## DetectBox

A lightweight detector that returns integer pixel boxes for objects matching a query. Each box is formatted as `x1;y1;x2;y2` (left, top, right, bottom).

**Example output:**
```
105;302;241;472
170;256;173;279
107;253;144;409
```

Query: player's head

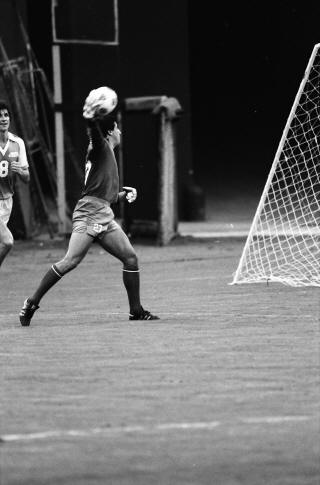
0;100;10;131
99;113;121;147
0;100;11;117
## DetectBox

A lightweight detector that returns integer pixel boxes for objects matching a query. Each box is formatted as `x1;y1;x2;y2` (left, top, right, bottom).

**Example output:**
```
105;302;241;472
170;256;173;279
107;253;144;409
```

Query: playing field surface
1;236;319;485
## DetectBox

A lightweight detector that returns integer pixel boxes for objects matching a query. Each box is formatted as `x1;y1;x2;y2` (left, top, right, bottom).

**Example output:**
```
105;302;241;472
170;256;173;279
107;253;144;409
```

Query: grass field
1;236;319;485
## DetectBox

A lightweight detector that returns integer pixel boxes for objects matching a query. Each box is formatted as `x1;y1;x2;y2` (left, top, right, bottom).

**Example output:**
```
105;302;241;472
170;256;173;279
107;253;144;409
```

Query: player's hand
83;100;103;120
122;186;137;203
10;161;23;174
11;162;30;183
83;90;105;120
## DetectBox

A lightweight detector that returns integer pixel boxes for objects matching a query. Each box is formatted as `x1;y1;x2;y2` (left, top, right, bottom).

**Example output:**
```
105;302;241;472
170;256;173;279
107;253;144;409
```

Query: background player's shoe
19;299;39;326
129;308;160;321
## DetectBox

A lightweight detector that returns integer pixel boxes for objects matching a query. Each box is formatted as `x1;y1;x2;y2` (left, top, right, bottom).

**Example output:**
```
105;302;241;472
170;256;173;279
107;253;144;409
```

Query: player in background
0;100;30;269
19;90;159;326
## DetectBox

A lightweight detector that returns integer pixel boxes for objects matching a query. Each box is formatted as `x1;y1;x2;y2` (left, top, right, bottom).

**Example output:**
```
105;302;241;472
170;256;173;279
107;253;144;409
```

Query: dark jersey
81;120;119;203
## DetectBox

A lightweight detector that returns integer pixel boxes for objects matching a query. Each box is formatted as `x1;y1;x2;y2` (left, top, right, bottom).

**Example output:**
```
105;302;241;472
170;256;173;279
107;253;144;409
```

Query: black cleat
19;299;39;327
129;308;160;321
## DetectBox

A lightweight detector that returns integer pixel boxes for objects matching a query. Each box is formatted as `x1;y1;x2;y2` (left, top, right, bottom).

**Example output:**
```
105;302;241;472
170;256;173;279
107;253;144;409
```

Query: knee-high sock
122;269;142;314
30;264;62;305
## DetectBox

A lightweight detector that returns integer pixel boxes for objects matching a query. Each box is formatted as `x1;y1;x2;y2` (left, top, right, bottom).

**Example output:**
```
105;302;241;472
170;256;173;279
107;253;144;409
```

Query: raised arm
85;119;105;149
83;87;118;149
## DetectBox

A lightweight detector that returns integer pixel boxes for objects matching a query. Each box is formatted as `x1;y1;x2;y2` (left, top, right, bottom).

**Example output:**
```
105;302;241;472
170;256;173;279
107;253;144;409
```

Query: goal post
232;43;320;287
121;96;181;245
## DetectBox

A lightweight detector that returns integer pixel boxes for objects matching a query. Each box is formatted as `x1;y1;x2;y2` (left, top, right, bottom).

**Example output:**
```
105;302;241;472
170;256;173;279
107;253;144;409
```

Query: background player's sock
29;264;62;305
122;268;142;314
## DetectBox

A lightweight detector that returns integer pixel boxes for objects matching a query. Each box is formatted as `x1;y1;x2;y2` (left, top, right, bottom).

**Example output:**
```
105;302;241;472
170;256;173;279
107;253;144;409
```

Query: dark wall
0;0;27;58
26;0;193;218
189;1;320;197
6;1;320;224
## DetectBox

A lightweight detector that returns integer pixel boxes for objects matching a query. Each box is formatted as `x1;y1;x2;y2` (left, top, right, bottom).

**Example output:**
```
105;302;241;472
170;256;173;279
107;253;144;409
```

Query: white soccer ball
91;86;118;116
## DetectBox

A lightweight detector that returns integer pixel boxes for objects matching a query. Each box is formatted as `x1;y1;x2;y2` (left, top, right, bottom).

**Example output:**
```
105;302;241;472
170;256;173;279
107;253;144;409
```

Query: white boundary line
179;231;249;238
0;416;314;443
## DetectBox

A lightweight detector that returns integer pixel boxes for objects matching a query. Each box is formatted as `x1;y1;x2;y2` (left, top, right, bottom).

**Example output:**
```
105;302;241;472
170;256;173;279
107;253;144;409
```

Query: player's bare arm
10;162;30;183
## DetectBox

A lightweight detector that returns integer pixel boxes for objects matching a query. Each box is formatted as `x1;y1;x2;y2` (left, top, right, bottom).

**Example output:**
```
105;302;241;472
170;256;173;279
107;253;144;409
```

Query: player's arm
11;137;30;183
82;87;118;152
11;162;30;183
82;90;109;148
83;92;106;149
85;119;105;150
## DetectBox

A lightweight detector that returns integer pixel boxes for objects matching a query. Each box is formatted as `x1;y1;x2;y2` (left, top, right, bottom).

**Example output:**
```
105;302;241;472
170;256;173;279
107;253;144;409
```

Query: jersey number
0;160;9;178
84;161;92;185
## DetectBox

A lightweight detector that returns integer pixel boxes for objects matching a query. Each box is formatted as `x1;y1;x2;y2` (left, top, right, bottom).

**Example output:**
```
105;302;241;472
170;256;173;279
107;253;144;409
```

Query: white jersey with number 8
0;132;28;200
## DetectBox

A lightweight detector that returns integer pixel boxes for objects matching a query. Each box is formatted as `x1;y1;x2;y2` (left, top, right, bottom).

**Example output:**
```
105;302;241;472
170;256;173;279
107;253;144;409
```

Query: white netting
232;44;320;287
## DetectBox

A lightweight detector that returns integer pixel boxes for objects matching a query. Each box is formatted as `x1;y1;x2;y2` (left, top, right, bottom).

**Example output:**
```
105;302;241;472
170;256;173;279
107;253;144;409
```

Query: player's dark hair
0;99;11;117
98;112;118;137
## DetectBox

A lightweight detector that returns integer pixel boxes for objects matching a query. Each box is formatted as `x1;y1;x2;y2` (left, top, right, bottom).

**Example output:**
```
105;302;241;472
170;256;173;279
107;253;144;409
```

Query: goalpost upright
51;0;119;235
232;43;320;286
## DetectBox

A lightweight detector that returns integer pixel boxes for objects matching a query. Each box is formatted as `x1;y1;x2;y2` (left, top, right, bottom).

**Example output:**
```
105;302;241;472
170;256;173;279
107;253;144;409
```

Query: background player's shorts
0;197;13;225
72;196;121;238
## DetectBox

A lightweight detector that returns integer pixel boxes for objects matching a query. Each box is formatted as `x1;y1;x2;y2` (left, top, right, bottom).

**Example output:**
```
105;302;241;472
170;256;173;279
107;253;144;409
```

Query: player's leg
0;198;14;267
31;231;94;303
19;232;94;326
97;224;159;320
54;231;94;275
98;226;141;313
0;219;13;267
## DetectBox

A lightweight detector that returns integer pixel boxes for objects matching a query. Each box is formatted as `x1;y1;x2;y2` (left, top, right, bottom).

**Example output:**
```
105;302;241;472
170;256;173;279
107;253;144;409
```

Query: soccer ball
91;86;118;116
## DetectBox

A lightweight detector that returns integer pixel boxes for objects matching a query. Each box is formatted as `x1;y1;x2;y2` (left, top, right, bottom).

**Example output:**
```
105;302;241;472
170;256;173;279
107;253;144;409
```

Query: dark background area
2;1;320;224
25;0;193;221
188;1;320;218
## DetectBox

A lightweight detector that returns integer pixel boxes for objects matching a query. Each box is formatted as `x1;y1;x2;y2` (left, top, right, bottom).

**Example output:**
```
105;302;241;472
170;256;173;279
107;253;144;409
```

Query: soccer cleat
19;299;39;327
129;307;160;321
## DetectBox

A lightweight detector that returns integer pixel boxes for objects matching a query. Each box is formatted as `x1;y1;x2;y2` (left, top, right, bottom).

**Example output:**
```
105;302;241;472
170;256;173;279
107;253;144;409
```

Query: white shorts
0;197;13;225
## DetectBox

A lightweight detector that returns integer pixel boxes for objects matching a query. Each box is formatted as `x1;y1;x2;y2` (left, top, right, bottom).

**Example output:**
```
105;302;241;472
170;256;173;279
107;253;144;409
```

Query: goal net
232;43;320;287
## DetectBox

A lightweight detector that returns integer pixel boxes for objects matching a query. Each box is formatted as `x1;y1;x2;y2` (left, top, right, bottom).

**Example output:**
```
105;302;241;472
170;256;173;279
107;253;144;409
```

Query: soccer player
19;90;159;326
0;100;30;269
